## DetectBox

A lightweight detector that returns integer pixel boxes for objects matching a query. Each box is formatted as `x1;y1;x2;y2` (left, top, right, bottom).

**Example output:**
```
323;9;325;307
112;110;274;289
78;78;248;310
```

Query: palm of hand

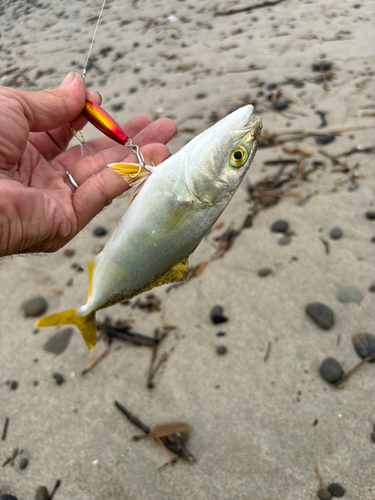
0;79;176;257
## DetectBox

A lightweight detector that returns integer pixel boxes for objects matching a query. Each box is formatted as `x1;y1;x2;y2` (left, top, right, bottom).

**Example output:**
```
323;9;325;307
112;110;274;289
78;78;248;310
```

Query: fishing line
82;0;107;81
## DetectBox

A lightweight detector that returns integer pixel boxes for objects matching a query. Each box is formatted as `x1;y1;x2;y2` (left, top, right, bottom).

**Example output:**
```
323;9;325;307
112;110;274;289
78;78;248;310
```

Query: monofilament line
82;0;107;81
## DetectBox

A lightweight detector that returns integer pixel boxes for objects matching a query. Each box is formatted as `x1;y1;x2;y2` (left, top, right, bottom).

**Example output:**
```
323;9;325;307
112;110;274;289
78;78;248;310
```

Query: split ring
66;170;79;190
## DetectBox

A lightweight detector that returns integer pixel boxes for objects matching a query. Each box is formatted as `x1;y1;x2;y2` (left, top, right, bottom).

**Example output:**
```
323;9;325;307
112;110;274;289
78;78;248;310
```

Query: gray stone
22;296;48;317
319;357;343;383
327;483;345;497
315;134;335;145
271;220;289;233
336;286;363;304
365;210;375;220
305;302;334;330
278;235;291;246
317;488;332;500
35;487;49;500
19;458;28;470
329;227;343;239
352;333;375;361
44;328;74;355
257;268;272;277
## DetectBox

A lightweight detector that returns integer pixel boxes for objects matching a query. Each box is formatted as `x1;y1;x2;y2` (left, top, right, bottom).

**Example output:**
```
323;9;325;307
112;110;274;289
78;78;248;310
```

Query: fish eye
229;146;248;168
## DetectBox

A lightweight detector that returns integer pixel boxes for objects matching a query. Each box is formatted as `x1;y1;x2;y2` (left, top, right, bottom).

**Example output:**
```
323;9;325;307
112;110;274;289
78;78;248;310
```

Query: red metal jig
83;100;128;145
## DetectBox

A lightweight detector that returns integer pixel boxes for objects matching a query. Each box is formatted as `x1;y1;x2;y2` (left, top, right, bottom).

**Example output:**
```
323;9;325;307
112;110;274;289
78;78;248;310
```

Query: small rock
319;357;343;383
266;82;277;90
19;458;28;470
35;487;49;500
52;373;65;385
0;496;19;500
44;328;74;355
336;286;363;304
196;93;207;99
216;331;226;337
365;210;375;220
368;284;375;293
216;345;227;355
305;302;334;330
63;248;75;257
315;75;324;84
327;483;345;497
274;99;288;111
22;296;48;317
315;135;335;145
66;278;74;287
278;235;291;246
347;183;359;192
111;103;124;112
371;236;375;243
329;227;343;239
210;305;228;324
271;219;289;233
317;488;332;500
352;333;375;361
319;59;332;70
257;267;272;277
93;226;108;237
10;381;18;390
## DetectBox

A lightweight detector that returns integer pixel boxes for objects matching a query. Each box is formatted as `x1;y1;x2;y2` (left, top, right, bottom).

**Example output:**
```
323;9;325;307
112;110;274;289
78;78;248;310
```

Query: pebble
10;380;18;390
35;487;49;500
312;60;332;71
315;134;335;145
93;226;108;237
327;483;345;497
52;373;65;385
270;219;289;233
369;284;375;293
210;305;228;324
44;328;74;355
259;196;280;207
63;248;75;257
371;236;375;243
305;302;334;330
19;458;28;470
274;99;288;111
352;333;375;360
216;345;227;355
111;103;124;112
216;331;226;337
347;183;359;192
266;82;277;90
319;357;343;383
315;75;324;84
336;286;363;304
317;488;332;500
66;278;74;287
329;227;343;239
22;296;48;317
196;92;207;99
0;496;18;500
257;267;272;277
278;235;291;246
365;210;375;220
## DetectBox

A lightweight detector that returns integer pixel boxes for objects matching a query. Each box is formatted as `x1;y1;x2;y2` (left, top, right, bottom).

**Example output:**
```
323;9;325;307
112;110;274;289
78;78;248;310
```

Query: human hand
0;72;176;257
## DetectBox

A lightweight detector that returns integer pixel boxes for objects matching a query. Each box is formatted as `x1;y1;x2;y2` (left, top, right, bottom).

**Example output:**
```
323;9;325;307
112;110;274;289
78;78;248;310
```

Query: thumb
17;72;87;133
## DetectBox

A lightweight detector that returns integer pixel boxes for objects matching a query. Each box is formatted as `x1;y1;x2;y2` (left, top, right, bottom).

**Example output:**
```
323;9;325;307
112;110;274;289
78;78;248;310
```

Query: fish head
185;105;262;206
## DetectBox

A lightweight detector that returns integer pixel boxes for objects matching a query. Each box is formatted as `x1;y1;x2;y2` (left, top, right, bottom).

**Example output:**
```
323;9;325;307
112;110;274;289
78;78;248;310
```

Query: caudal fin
36;309;97;351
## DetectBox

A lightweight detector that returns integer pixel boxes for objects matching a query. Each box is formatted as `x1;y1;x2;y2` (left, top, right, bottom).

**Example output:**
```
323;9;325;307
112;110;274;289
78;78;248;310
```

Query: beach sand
0;0;375;498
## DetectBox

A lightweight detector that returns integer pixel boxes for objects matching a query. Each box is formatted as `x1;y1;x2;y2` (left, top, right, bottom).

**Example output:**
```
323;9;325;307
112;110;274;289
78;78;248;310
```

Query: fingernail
61;72;76;87
96;92;103;105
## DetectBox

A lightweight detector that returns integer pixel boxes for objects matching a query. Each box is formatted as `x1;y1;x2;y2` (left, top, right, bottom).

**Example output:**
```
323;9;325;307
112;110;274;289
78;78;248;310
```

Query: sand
0;0;375;499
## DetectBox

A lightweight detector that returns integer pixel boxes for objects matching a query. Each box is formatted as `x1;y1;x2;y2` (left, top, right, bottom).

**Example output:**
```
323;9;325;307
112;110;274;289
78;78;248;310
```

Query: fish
37;105;262;351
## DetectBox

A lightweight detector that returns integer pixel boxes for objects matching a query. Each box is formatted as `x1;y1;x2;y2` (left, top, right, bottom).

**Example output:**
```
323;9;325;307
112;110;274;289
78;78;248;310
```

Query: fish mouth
229;106;262;142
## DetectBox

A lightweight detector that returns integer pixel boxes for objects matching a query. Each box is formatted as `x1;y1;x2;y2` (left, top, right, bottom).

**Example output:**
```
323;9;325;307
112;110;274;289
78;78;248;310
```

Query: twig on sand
315;467;325;489
114;401;195;464
264;341;272;362
319;237;330;255
334;352;375;388
2;448;18;467
49;479;61;500
81;348;110;375
2;417;9;441
215;0;287;16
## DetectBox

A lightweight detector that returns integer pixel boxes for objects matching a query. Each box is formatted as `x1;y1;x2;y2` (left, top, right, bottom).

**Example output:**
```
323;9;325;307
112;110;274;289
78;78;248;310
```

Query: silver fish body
37;105;262;350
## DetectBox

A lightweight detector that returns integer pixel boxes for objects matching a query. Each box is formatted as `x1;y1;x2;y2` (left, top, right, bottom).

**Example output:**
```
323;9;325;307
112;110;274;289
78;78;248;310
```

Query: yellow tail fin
36;309;97;351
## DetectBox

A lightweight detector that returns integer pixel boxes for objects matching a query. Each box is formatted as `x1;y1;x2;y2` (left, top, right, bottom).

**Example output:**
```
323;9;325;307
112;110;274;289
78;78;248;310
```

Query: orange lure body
83;100;128;145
